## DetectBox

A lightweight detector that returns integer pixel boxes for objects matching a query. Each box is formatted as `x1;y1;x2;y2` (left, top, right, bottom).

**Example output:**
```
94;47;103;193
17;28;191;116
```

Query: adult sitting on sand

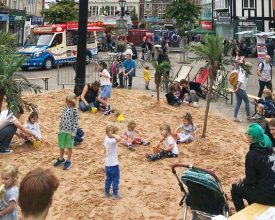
265;118;275;146
231;123;275;212
79;81;101;111
0;107;37;154
19;168;59;220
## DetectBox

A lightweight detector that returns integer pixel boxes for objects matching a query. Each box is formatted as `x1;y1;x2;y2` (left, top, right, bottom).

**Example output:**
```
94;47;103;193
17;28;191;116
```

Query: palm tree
152;61;171;101
190;35;232;138
0;51;42;113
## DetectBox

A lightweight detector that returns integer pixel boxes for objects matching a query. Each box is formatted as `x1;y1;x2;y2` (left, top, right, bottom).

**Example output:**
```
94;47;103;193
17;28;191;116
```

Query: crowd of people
2;34;275;219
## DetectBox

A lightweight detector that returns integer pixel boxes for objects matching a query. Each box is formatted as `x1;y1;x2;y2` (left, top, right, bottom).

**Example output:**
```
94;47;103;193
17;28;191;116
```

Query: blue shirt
123;59;136;76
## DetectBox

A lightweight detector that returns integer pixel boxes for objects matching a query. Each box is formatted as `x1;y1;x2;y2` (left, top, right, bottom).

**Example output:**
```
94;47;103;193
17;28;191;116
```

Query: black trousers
258;80;273;97
148;150;178;161
0;124;17;151
119;72;133;87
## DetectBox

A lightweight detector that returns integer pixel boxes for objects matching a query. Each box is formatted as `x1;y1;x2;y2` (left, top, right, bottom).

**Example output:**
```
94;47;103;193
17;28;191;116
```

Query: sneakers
141;141;150;146
176;139;181;144
54;158;65;167
0;149;14;154
128;145;135;151
63;160;72;170
112;194;123;200
233;118;242;123
192;102;199;108
104;192;111;198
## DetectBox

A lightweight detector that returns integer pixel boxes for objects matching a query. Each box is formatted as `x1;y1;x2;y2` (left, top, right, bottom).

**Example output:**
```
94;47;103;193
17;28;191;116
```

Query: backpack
229;70;239;87
259;61;272;73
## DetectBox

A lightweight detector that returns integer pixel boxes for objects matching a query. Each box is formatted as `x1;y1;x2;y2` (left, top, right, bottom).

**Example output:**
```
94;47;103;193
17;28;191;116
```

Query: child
146;124;179;161
165;84;182;106
0;165;19;220
54;93;79;170
174;112;197;144
98;61;112;116
24;111;42;141
143;65;151;90
254;89;275;119
122;120;150;151
111;58;119;88
104;124;122;199
173;82;181;98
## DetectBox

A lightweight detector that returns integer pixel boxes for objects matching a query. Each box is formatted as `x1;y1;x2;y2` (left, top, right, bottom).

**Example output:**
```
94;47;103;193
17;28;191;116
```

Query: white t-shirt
24;122;42;139
0;110;17;130
104;137;119;167
124;128;134;138
100;69;111;86
163;136;179;155
238;68;248;91
259;61;272;82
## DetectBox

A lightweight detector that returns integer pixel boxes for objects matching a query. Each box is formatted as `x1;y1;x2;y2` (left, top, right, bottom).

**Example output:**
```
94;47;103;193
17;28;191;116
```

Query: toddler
165;84;182;106
0;165;19;220
104;124;122;199
174;112;197;144
254;89;275;119
24;111;42;141
98;61;112;116
143;65;151;90
54;93;79;170
146;124;179;161
122;120;150;151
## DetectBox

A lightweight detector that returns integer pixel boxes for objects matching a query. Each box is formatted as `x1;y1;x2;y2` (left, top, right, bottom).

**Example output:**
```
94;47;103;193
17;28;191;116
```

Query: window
91;6;98;16
110;6;116;15
51;33;62;47
215;0;229;9
243;0;255;8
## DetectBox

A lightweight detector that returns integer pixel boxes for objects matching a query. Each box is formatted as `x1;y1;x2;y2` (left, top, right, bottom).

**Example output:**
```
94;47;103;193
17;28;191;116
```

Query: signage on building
0;14;7;22
31;16;44;25
239;21;256;26
201;21;212;30
14;16;25;21
146;17;159;23
217;12;231;24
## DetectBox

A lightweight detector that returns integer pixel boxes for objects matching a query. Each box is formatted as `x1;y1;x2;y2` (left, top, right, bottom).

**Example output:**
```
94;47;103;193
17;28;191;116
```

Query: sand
0;89;248;220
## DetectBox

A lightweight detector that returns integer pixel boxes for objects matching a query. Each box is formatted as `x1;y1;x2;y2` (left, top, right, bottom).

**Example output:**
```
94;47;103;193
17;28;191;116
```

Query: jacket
243;142;275;203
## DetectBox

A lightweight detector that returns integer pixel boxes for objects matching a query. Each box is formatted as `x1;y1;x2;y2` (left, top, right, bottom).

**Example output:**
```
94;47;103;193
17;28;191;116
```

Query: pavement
17;50;271;129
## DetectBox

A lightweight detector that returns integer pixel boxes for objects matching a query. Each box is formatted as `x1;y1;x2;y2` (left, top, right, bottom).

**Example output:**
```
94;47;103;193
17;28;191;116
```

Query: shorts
58;132;74;149
101;85;112;98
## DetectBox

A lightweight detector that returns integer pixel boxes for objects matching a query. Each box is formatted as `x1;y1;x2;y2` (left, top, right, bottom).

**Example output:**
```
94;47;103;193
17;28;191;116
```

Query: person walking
141;36;147;60
257;55;273;97
233;62;252;122
266;40;274;62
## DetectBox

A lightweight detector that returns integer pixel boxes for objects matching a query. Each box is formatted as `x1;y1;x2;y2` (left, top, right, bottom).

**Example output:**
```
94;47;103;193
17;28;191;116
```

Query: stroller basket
172;164;230;219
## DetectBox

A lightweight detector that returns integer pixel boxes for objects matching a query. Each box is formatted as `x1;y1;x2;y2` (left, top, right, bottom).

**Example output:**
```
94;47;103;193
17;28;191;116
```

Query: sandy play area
0;89;249;219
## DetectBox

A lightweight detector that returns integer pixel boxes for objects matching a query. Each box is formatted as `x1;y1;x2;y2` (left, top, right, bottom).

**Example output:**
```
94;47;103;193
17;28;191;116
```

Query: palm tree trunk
157;83;160;101
201;78;214;138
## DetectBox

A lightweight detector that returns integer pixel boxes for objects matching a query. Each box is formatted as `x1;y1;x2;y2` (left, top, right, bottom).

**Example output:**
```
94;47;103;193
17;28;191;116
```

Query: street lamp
118;0;126;18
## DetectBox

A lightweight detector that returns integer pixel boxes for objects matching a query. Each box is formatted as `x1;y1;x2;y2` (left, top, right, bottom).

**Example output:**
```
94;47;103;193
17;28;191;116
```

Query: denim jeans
258;80;273;97
105;165;120;195
234;89;250;118
79;101;99;112
0;124;17;151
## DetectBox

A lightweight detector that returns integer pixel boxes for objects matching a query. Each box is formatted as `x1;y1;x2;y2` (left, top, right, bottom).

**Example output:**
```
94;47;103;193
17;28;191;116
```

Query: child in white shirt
24;111;42;141
104;124;122;199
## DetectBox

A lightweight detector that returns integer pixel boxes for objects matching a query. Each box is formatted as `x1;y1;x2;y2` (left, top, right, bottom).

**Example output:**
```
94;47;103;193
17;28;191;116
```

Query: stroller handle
171;164;222;184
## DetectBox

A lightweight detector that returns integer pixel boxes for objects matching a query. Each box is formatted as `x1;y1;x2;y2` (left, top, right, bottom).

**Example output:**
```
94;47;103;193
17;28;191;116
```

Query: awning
235;31;254;35
189;27;215;34
254;32;274;37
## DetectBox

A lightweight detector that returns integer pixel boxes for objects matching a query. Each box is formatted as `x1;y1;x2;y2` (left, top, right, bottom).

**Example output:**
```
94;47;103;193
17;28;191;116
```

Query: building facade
0;0;44;45
214;0;273;39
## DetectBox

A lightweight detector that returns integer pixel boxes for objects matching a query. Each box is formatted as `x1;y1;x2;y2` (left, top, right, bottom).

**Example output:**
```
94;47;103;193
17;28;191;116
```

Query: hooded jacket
243;142;275;203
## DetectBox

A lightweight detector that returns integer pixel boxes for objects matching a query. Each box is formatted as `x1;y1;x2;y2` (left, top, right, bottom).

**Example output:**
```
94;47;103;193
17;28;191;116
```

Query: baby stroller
172;164;230;220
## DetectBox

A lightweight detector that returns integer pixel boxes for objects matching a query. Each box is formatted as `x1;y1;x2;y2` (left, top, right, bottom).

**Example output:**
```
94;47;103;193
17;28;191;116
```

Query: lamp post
118;0;126;18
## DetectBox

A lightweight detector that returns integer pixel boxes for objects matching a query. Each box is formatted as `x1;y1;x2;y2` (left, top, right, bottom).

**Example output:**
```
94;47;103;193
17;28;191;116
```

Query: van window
87;32;95;44
25;34;54;46
51;33;62;46
66;30;78;46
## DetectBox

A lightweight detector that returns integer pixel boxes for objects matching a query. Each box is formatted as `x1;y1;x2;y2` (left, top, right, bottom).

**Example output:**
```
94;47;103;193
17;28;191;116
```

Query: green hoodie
247;123;272;149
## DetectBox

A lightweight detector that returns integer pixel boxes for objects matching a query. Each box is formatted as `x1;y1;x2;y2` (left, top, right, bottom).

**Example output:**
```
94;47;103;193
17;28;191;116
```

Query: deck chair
194;67;209;85
173;65;193;82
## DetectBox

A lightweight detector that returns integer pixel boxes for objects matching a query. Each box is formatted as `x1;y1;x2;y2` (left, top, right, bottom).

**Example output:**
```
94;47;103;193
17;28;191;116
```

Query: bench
15;77;50;90
229;203;274;220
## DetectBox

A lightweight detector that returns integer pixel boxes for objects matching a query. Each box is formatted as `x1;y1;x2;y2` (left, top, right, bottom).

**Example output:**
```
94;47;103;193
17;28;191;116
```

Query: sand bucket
32;140;41;149
117;114;125;123
91;107;98;113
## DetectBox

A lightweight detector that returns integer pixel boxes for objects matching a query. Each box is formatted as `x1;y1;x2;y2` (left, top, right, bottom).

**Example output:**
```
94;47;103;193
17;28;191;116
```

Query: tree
0;33;42;113
42;0;78;24
165;0;201;34
189;35;232;138
152;61;171;101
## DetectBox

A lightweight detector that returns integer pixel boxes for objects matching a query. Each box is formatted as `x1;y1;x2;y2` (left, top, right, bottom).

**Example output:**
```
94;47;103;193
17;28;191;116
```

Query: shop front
215;12;233;40
0;13;8;32
9;14;26;46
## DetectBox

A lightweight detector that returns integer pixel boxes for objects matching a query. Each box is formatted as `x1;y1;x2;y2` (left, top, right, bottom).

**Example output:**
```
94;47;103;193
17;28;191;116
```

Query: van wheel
43;58;53;70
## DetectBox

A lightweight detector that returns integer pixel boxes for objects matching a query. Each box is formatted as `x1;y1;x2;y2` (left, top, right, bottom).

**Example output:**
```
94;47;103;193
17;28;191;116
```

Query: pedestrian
141;36;147;60
231;123;275;211
257;55;273;97
266;40;274;62
106;32;111;51
119;53;136;89
54;93;79;170
233;62;252;122
0;106;37;154
147;38;154;60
